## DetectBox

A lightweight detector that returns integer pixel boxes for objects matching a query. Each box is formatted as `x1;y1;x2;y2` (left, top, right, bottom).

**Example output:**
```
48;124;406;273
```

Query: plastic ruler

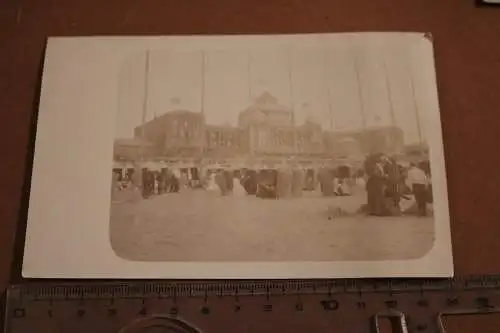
3;276;500;333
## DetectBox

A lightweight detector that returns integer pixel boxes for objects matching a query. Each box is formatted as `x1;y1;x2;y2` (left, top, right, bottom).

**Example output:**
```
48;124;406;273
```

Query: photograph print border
21;33;453;279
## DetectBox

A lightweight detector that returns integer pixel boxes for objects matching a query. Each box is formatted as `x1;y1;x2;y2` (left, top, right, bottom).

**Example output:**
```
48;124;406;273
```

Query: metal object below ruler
3;276;500;333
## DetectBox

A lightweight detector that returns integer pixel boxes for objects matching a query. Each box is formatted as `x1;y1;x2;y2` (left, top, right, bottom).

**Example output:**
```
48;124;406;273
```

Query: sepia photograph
110;34;448;263
22;33;453;278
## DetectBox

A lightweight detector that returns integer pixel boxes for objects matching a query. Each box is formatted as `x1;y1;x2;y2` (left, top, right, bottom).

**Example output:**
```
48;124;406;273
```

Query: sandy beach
109;187;435;262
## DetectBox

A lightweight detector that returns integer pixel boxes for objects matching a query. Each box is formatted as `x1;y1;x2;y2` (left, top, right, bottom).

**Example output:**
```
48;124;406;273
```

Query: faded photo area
110;34;441;262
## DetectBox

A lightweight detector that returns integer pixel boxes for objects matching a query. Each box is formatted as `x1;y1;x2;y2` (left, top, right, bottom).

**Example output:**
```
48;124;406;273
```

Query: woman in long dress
355;176;366;189
233;173;247;197
276;165;292;199
206;172;218;191
215;171;229;196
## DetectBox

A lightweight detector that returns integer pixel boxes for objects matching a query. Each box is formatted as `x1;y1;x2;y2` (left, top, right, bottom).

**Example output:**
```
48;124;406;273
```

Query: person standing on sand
407;162;428;217
215;170;229;196
318;166;334;196
364;154;387;216
233;172;246;197
279;164;293;198
224;169;234;193
110;171;119;199
206;171;218;191
291;166;303;197
131;165;142;190
242;169;258;195
383;157;403;213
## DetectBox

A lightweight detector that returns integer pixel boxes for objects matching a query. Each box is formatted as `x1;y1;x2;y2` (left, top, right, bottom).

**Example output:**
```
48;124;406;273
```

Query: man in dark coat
364;154;387;216
303;169;316;191
158;168;168;194
256;169;278;199
418;160;433;204
383;157;403;213
141;168;154;199
318;166;334;196
224;170;234;193
242;169;258;195
215;171;228;196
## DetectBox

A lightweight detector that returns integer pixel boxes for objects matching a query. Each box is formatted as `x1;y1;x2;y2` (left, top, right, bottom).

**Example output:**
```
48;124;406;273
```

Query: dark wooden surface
0;0;499;331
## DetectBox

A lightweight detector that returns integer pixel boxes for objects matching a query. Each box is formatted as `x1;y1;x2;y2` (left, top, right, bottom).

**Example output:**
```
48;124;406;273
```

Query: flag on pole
170;97;181;106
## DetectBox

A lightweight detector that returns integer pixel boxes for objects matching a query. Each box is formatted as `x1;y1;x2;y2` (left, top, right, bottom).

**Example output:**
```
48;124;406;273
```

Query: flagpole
323;45;334;131
383;59;396;128
353;53;367;132
287;48;298;155
200;51;206;160
407;59;423;145
247;50;255;159
136;49;151;163
201;51;206;116
247;51;253;103
140;50;150;139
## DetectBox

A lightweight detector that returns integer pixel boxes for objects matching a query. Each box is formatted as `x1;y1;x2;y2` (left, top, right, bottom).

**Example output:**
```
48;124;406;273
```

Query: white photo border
22;33;453;279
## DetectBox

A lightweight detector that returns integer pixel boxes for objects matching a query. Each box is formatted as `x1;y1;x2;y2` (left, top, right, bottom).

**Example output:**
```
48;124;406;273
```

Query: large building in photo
204;125;244;158
238;92;325;157
297;120;324;155
323;126;405;157
238;91;294;155
127;92;406;162
134;110;206;158
113;138;157;161
238;92;293;128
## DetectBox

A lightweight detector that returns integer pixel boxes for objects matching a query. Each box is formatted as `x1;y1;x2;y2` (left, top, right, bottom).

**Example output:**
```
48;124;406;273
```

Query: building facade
297;121;324;155
360;126;405;155
238;92;293;128
205;125;244;157
134;110;205;157
324;126;405;156
133;114;168;153
113;138;156;161
162;110;205;156
126;93;405;162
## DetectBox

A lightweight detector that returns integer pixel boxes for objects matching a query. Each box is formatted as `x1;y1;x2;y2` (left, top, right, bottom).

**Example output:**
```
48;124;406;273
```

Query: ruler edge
4;276;500;333
5;275;500;299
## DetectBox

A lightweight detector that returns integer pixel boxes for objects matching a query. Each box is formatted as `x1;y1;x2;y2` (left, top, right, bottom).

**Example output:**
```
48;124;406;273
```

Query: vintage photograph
21;33;452;278
109;34;444;262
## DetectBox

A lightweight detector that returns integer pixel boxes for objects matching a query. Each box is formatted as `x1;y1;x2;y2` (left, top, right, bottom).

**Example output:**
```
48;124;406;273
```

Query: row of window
255;131;321;148
206;131;240;148
162;124;401;153
168;120;202;139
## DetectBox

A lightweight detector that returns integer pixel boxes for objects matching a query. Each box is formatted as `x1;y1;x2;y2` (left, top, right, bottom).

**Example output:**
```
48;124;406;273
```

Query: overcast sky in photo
117;34;434;144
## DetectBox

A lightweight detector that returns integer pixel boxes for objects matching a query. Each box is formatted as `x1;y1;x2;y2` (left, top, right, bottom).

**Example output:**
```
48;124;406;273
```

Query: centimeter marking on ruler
5;277;500;333
8;275;500;300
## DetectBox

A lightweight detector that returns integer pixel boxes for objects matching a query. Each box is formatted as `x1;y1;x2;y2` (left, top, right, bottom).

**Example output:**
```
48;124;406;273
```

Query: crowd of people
111;153;433;217
111;163;362;201
364;153;432;217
